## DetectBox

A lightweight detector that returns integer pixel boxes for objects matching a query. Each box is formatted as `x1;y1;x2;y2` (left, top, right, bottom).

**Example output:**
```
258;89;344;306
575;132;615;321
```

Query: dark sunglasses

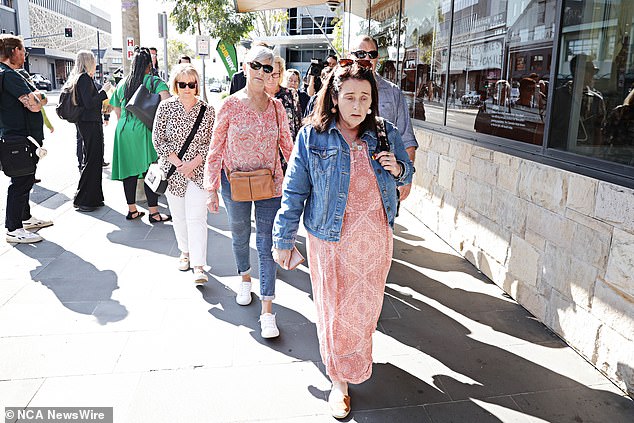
351;50;379;59
248;61;274;74
338;58;373;69
177;81;197;89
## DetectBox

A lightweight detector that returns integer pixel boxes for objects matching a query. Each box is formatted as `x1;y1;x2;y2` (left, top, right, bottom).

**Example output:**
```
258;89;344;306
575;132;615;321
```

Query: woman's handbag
0;135;38;177
226;103;280;202
126;76;160;129
145;104;207;194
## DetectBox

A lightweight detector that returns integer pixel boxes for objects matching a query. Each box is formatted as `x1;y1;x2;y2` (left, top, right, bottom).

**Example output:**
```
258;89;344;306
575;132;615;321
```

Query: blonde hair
64;50;97;104
272;56;286;86
170;63;201;96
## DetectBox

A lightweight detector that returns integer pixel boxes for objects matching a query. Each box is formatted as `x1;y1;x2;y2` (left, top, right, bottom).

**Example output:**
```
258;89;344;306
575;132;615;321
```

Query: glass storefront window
367;0;444;124
443;0;555;145
549;0;634;167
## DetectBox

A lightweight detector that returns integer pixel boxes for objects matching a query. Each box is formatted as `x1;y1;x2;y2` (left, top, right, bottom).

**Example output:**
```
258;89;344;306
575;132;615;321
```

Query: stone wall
404;127;634;396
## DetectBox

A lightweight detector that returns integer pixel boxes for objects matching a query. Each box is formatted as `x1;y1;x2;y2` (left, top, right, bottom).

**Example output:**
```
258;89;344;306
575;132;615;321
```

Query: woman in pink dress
272;60;414;418
204;45;294;339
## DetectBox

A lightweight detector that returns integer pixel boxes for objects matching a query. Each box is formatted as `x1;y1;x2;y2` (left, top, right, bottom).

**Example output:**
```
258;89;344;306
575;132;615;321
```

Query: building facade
2;0;111;88
338;0;633;396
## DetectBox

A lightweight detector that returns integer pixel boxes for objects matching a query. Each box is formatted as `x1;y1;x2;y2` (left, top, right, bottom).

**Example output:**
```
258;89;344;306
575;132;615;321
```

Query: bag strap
225;97;280;178
165;103;207;179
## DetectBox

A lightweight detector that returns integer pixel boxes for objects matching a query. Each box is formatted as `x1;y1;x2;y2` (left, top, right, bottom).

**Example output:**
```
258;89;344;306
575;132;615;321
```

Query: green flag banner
216;40;238;79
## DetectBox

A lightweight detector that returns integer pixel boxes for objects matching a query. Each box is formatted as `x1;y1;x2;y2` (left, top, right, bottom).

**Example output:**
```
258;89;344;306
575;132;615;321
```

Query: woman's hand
207;191;219;214
177;159;197;179
272;247;292;270
375;151;402;177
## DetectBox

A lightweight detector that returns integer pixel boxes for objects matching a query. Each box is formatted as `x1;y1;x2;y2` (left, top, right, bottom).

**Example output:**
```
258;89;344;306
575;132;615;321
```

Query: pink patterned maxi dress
307;139;393;384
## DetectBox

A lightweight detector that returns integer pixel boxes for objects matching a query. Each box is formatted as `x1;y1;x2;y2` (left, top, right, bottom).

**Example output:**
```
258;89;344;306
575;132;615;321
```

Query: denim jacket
272;119;414;249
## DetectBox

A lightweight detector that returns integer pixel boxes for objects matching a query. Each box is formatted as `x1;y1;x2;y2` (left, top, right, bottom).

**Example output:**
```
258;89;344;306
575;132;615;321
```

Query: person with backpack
0;34;53;243
110;48;171;222
63;50;112;212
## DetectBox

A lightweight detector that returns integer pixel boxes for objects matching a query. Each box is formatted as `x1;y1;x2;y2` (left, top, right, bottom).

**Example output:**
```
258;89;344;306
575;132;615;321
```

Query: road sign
196;36;210;56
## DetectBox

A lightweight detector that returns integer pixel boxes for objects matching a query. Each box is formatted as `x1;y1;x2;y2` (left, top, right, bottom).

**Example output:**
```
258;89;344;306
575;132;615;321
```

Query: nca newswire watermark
5;407;112;423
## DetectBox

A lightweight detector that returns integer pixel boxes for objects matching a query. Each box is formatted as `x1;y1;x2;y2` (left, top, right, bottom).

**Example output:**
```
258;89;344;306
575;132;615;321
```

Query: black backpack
56;85;83;123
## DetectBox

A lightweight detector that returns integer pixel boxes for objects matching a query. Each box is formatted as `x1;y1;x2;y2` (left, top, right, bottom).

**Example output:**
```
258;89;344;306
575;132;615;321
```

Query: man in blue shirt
349;36;418;202
0;35;52;243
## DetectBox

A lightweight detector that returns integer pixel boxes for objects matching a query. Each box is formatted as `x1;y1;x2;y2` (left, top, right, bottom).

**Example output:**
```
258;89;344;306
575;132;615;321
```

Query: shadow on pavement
17;240;127;325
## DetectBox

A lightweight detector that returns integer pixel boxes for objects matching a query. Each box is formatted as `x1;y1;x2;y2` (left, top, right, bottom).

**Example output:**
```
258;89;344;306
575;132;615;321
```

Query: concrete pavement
1;100;633;422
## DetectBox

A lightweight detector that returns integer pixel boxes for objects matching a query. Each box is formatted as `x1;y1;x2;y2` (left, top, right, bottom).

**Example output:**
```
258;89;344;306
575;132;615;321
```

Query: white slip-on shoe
178;254;190;271
6;228;43;244
22;217;53;230
193;268;208;284
328;386;351;419
259;313;280;338
236;281;252;305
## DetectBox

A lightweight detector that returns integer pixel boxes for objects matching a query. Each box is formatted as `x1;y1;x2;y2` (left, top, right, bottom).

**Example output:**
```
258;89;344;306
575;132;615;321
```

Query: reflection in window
549;0;634;166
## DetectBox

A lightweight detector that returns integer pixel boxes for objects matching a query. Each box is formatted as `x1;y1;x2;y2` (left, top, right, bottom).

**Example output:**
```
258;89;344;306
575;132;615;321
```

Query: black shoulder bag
145;104;207;194
126;76;161;129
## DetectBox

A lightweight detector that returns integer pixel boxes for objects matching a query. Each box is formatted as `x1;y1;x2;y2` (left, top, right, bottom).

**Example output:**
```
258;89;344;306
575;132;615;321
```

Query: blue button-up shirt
376;73;418;150
272;119;414;248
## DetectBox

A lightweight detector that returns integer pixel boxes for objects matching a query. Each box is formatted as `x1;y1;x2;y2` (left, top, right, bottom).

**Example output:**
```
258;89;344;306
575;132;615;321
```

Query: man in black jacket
0;34;52;243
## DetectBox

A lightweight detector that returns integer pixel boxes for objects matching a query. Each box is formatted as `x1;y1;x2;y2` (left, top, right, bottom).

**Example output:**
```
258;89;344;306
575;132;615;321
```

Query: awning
234;0;340;13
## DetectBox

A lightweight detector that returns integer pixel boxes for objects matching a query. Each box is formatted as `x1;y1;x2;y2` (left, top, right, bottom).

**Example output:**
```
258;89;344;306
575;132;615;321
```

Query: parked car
209;82;222;93
30;73;52;91
461;91;481;105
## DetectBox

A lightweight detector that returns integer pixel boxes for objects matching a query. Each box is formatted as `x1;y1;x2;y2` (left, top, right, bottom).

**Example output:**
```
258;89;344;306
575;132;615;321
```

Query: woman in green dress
110;47;171;222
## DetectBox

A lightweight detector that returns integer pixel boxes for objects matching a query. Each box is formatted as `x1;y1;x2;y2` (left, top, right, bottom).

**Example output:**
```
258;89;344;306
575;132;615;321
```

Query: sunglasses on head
248;61;274;74
338;58;373;69
177;81;197;89
351;50;379;59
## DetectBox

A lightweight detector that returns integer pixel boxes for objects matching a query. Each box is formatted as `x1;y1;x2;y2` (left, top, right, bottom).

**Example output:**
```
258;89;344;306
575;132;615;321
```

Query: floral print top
275;86;302;142
153;97;215;197
204;95;294;197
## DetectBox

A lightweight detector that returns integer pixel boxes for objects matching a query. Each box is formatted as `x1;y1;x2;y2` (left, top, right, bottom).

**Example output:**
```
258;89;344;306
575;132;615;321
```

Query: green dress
110;74;169;180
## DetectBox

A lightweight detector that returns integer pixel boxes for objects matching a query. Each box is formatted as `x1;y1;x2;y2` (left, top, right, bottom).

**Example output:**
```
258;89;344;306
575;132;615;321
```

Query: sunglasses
338;58;373;69
351;50;379;59
177;81;197;89
248;61;274;74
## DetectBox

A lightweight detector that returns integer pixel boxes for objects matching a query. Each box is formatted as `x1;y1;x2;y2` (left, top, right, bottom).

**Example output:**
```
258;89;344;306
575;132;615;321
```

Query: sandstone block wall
405;127;634;396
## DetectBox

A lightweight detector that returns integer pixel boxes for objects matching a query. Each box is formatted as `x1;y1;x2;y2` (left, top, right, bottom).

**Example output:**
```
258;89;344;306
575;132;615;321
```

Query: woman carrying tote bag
110;47;171;222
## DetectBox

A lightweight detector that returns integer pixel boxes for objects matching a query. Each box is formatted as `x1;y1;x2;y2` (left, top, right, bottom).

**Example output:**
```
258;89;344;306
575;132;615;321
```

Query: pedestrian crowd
0;34;417;419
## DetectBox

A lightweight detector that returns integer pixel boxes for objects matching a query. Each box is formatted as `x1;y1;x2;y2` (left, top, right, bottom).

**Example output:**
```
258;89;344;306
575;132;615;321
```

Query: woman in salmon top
204;45;293;339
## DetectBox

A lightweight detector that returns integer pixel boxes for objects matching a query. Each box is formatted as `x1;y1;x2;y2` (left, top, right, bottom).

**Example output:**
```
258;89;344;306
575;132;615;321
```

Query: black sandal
126;210;145;220
149;212;172;223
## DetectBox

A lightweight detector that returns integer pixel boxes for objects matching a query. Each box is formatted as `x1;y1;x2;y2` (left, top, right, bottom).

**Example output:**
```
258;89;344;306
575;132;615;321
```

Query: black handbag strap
165;103;207;179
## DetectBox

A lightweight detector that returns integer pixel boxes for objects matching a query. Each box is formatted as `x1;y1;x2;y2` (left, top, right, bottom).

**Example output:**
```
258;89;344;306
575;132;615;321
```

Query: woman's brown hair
306;62;379;137
0;34;24;61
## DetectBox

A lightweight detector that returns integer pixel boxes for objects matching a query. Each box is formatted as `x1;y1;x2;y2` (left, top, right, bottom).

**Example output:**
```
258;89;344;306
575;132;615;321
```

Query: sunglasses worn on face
177;81;197;89
248;61;274;74
338;58;372;69
351;50;379;59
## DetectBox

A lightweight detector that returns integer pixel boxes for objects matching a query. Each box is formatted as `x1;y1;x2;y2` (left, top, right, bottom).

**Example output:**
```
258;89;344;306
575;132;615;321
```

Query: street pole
121;0;140;74
201;56;208;102
161;12;168;79
97;29;101;82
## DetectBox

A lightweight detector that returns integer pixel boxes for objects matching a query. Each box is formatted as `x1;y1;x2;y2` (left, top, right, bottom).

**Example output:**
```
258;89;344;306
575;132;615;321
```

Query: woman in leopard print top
153;64;215;284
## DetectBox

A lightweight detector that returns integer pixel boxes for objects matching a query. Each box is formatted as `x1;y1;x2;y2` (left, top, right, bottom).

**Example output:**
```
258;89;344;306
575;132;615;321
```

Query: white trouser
165;180;209;268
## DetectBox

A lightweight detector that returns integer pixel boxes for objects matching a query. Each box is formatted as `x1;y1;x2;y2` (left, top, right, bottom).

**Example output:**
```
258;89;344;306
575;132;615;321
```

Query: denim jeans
220;171;280;300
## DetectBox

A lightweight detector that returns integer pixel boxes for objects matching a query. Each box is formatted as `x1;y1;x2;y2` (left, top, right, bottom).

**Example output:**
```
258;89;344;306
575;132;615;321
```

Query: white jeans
165;181;208;268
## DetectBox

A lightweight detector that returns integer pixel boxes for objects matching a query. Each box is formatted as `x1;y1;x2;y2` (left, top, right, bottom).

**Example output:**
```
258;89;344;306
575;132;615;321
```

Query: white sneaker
260;313;280;338
6;228;43;244
22;217;53;230
236;280;252;305
193;268;208;284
